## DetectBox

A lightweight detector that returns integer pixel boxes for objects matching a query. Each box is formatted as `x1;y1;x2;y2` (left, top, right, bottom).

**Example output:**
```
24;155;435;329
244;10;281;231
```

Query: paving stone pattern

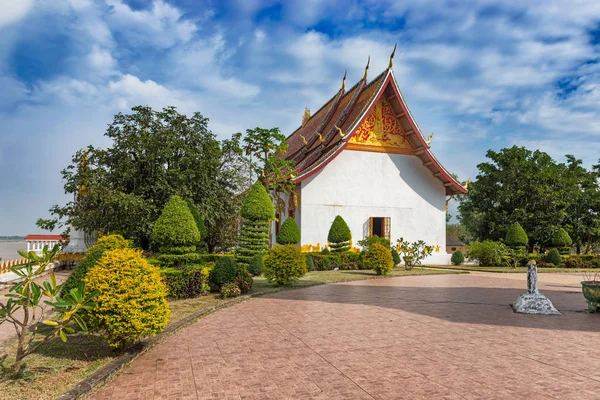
91;273;600;400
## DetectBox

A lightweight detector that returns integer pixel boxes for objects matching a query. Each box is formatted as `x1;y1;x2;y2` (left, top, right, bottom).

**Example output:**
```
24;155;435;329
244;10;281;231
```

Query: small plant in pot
581;271;600;313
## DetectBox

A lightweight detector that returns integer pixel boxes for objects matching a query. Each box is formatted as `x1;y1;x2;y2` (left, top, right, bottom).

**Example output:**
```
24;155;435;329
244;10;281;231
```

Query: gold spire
341;69;347;91
78;149;90;197
464;177;471;190
300;134;307;145
363;55;370;80
335;125;344;137
426;132;434;146
388;42;397;69
317;131;324;142
302;107;310;127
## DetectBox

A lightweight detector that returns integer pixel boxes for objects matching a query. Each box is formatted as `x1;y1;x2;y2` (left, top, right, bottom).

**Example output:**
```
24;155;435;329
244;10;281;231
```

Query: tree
37;107;252;250
237;181;275;268
505;222;528;248
458;146;571;251
276;217;300;245
242;127;296;218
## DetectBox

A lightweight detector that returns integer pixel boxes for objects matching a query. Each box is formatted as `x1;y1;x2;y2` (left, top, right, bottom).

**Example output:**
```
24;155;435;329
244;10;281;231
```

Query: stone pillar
512;260;561;315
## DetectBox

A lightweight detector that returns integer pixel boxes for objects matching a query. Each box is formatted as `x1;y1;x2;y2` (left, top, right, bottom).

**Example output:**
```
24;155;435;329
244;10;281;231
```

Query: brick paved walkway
91;273;599;400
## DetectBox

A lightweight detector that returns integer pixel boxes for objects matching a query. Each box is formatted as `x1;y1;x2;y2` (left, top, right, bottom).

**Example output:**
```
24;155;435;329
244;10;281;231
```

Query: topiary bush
160;265;210;299
552;228;572;254
505;222;528;249
263;245;307;286
151;195;200;254
362;243;394;276
546;248;562;266
451;250;465;266
237;181;274;269
276;217;300;245
248;253;264;276
85;248;170;349
209;256;237;289
61;234;132;296
327;215;351;253
305;254;315;271
391;248;401;265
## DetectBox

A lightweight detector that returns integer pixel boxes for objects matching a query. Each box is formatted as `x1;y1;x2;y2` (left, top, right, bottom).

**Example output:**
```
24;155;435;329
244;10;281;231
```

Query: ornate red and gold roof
283;60;467;196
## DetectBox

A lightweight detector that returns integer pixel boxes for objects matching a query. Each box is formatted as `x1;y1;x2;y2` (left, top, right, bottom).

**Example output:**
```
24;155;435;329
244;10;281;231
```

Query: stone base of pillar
512;292;561;315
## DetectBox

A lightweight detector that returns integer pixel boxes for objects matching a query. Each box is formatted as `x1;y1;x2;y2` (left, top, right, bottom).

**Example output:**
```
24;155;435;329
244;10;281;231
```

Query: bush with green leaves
327;215;351;252
306;254;315;271
362;243;394;276
151;195;200;254
505;222;528;248
248;253;264;276
263;245;307;285
237;181;274;269
391;248;401;265
209;256;237;289
466;240;506;266
276;217;300;245
451;250;464;266
85;248;170;349
61;234;132;296
552;228;572;254
220;282;241;298
396;238;433;270
233;267;253;294
546;248;562;266
160;265;210;299
357;235;390;250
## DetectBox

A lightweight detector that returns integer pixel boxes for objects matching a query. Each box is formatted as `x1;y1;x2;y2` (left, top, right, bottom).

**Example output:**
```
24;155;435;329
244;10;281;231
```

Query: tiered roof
283;58;467;196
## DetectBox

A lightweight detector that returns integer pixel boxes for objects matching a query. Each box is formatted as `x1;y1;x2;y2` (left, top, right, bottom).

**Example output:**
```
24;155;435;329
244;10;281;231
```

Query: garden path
91;272;599;399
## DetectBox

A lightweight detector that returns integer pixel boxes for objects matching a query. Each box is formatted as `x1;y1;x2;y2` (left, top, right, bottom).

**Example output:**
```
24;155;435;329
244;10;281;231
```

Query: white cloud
0;0;34;28
87;45;116;74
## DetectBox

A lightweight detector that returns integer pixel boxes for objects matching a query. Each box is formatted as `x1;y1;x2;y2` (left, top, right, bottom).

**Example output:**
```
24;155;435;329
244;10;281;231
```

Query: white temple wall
299;150;450;264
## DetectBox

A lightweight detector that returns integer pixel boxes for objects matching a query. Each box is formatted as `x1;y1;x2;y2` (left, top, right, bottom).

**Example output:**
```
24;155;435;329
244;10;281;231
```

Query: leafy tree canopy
37;106;253;250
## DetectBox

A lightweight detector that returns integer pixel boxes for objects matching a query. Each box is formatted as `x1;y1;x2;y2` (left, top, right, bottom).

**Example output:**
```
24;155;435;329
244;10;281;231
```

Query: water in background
0;241;26;261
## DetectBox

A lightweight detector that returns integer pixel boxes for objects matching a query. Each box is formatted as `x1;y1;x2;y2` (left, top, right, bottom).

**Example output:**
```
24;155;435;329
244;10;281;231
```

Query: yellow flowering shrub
85;248;170;348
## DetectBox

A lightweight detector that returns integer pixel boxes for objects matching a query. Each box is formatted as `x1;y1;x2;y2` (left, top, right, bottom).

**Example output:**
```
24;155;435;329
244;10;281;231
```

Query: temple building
277;49;467;264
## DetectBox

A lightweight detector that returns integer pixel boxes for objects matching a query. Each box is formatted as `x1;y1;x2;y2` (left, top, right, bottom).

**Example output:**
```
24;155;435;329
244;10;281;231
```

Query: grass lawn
0;267;462;400
427;265;596;273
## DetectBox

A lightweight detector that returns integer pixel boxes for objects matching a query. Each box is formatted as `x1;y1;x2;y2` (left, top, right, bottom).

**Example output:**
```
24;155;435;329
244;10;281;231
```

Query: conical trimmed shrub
152;195;200;254
505;222;528;248
237;181;274;269
552;228;572;255
327;215;351;253
276;217;300;245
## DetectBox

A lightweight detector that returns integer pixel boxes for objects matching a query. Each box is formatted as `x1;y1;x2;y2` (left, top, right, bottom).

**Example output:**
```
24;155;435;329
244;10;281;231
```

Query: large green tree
37;106;252;250
458;146;572;250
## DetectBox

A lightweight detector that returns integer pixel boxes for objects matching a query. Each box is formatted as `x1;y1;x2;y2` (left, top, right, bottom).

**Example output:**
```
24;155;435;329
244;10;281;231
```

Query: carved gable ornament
347;98;413;154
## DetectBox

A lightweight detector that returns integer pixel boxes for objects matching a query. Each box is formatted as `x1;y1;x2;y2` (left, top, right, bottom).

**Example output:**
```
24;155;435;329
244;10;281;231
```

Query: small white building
277;60;467;264
25;234;63;255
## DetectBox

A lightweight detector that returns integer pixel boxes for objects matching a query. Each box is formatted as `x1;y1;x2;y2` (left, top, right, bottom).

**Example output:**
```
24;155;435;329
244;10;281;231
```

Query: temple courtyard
91;272;599;400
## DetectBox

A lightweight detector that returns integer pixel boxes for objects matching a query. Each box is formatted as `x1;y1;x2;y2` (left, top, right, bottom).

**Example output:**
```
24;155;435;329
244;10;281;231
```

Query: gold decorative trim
346;143;414;155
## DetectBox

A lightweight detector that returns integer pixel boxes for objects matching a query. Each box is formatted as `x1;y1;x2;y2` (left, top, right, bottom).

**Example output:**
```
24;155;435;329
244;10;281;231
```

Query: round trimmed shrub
552;228;572;254
85;248;170;349
241;181;275;221
152;195;200;253
248;253;264;276
505;222;528;247
451;250;465;266
546;248;562;266
276;218;300;245
61;234;132;296
362;243;394;276
209;256;237;288
263;245;307;286
327;216;351;253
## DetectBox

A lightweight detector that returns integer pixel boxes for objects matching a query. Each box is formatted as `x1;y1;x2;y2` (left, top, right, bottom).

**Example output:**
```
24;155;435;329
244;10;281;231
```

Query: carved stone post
512;260;561;315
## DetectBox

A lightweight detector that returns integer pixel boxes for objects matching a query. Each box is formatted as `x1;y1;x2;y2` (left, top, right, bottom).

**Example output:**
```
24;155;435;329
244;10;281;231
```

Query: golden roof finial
302;107;310;127
388;42;397;69
464;177;471;190
341;69;347;91
317;131;324;142
300;134;307;145
335;125;344;137
363;55;370;80
426;132;434;146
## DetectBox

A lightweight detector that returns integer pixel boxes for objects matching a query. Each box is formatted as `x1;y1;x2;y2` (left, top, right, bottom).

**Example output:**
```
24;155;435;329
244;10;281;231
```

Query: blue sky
1;0;600;235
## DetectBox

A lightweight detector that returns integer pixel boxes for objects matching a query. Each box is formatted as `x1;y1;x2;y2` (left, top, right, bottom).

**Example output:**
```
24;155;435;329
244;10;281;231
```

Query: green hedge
307;252;364;271
160;265;211;299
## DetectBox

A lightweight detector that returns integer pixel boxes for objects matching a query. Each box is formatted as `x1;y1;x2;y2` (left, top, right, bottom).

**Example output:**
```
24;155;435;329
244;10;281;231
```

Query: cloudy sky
1;0;600;235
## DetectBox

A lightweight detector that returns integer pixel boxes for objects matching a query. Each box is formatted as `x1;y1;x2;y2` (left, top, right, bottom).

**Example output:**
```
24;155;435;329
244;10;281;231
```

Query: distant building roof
446;236;464;246
25;235;64;241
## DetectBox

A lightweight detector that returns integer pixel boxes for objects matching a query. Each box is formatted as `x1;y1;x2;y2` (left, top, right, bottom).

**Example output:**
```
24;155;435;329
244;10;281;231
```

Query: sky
1;0;600;235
